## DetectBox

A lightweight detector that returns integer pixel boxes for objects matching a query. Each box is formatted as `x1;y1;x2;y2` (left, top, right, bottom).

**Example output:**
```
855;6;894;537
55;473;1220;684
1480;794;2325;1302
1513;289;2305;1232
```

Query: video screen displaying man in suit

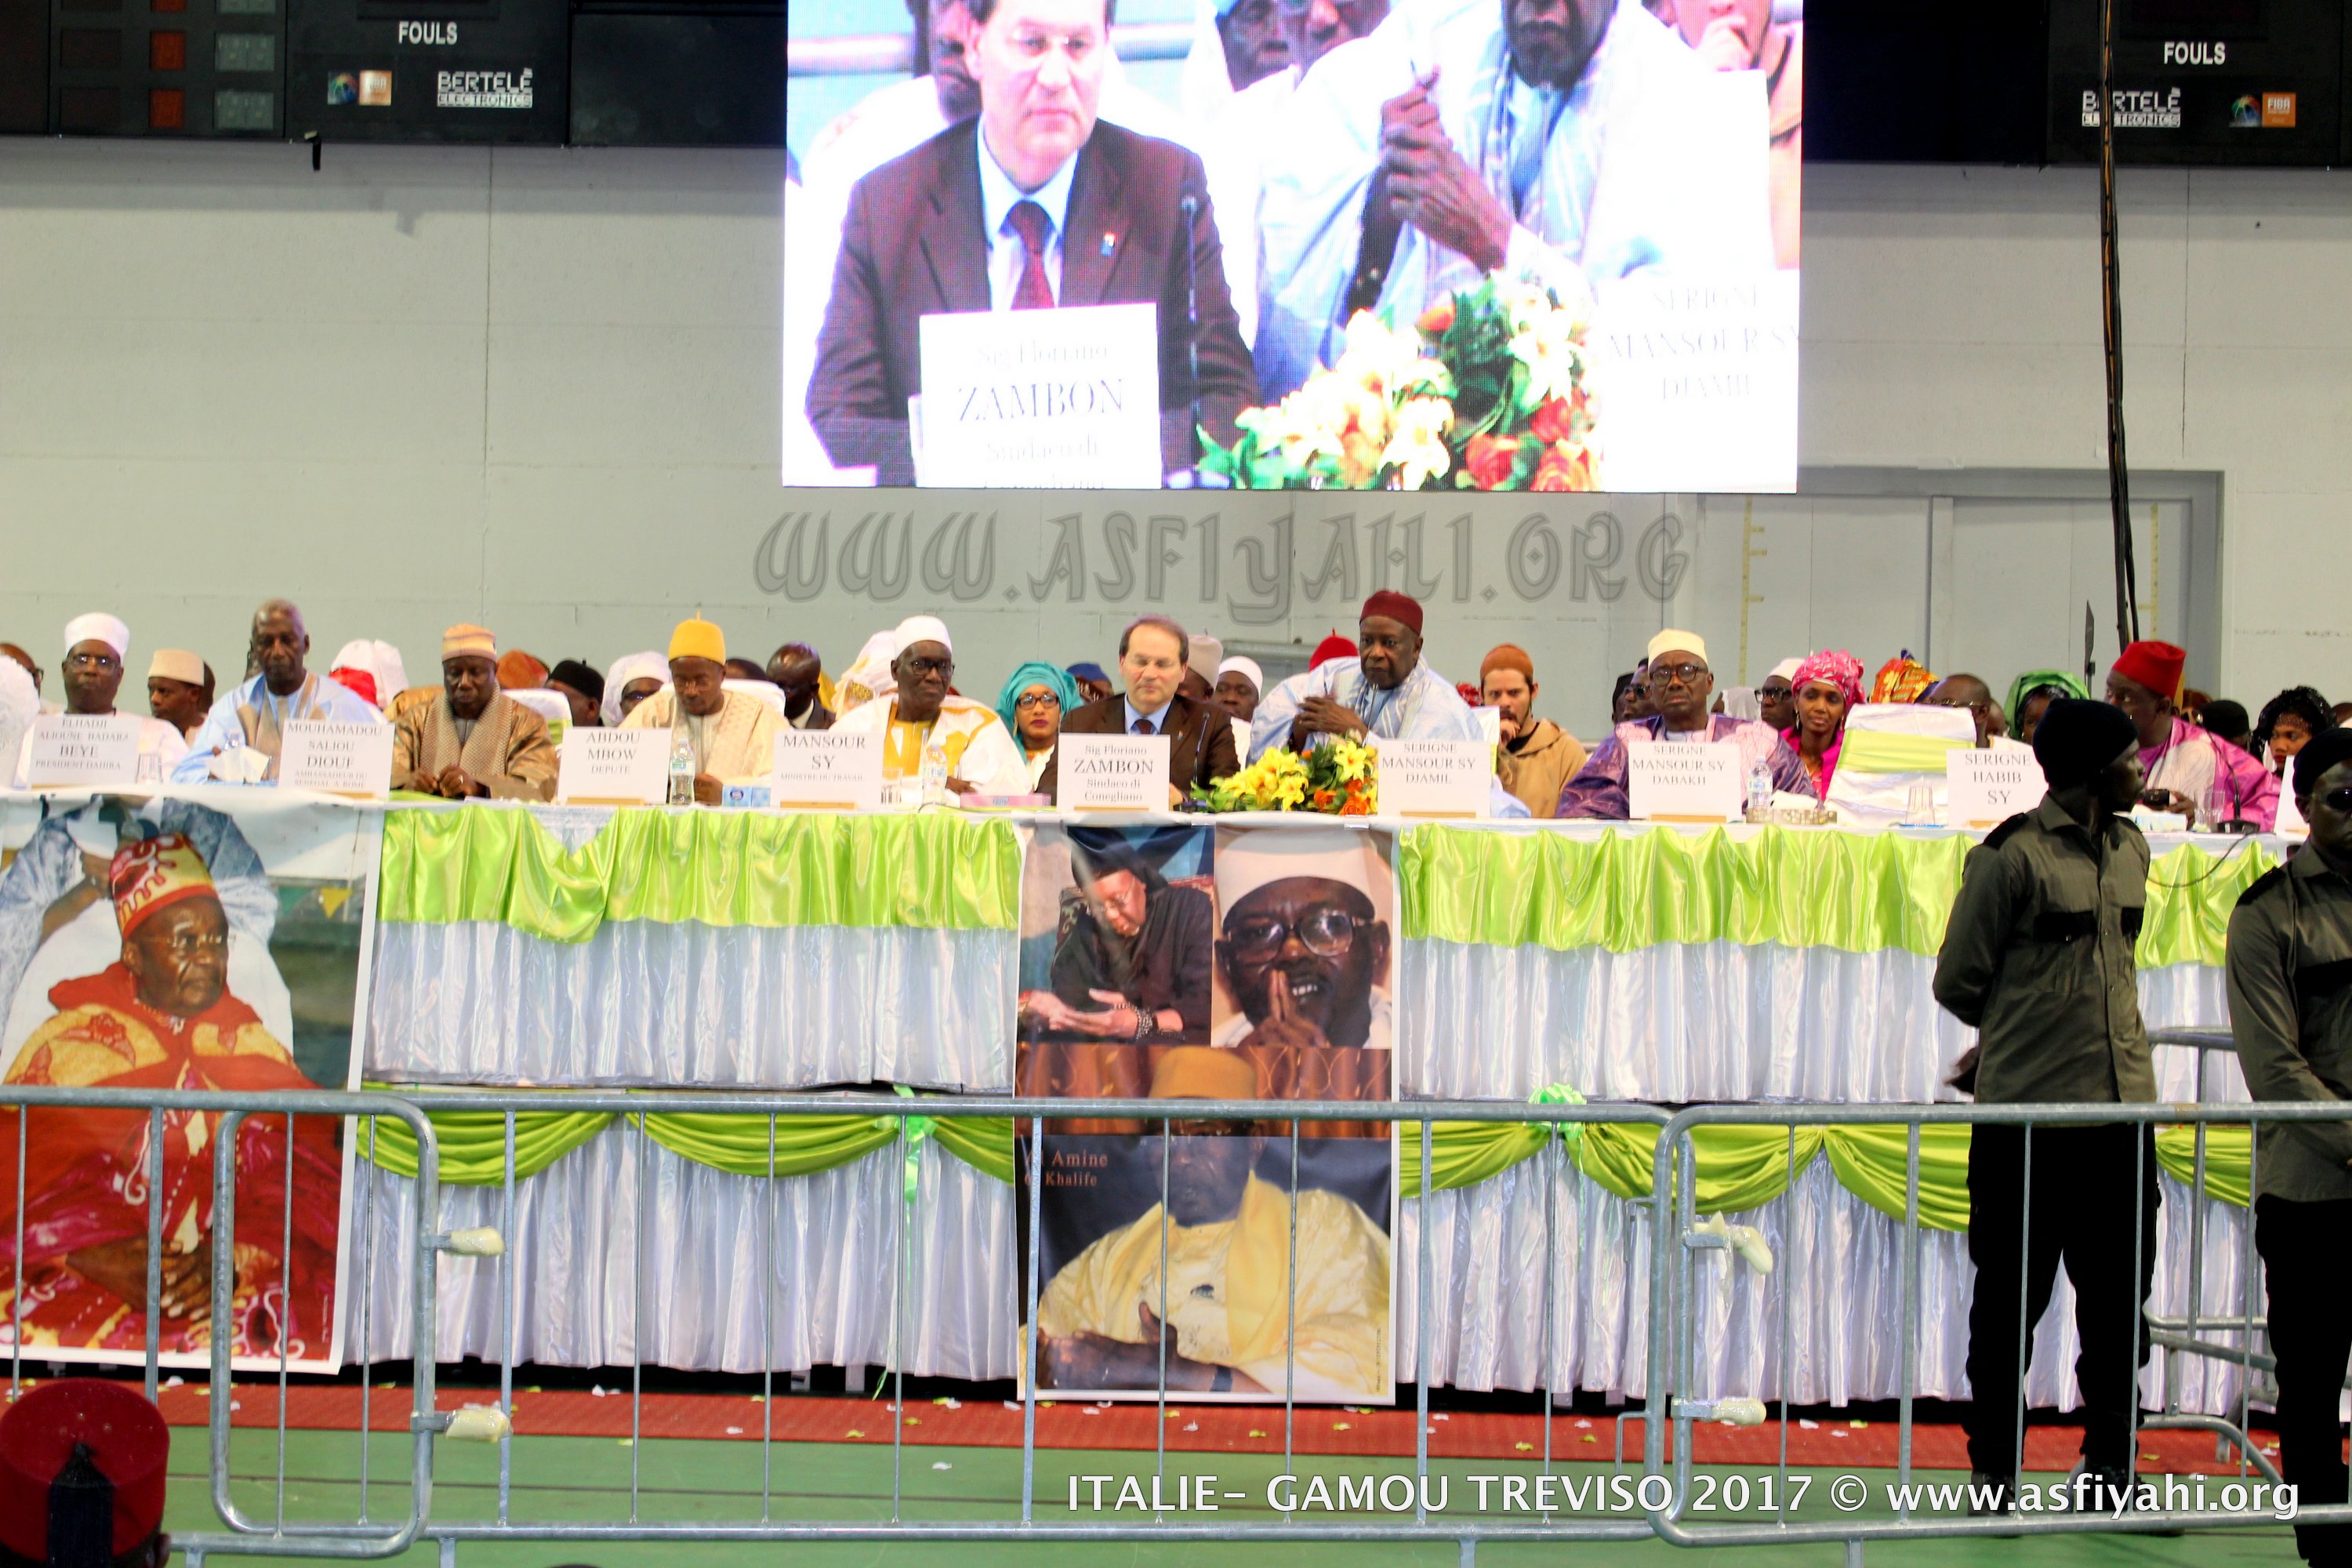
803;0;1258;484
784;0;1803;492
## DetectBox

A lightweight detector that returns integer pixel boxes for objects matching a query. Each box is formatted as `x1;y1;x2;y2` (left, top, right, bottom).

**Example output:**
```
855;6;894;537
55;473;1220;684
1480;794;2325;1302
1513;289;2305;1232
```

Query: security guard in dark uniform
1933;698;2156;1509
2229;725;2352;1568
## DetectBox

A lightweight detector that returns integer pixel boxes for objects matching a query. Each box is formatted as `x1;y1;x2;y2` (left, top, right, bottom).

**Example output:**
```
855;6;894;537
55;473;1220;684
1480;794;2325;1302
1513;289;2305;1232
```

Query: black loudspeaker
570;0;782;147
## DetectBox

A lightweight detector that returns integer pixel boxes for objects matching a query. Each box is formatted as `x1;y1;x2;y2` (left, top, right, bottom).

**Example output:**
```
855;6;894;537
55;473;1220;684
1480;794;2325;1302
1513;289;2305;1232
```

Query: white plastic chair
724;679;790;718
1824;703;1975;826
504;688;572;727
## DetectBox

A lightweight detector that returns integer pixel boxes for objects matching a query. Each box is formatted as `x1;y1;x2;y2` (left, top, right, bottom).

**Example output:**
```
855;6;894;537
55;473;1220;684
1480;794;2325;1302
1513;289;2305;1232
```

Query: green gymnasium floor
172;1430;2314;1568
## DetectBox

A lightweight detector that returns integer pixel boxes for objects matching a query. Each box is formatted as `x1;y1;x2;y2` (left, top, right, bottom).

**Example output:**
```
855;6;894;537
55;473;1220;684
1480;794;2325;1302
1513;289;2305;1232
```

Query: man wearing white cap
1213;655;1262;762
172;600;380;785
145;651;212;739
601;652;669;727
1211;826;1394;1050
829;630;900;719
1182;633;1225;703
1555;629;1806;818
390;625;558;801
832;617;1025;800
12;616;188;787
1757;656;1802;733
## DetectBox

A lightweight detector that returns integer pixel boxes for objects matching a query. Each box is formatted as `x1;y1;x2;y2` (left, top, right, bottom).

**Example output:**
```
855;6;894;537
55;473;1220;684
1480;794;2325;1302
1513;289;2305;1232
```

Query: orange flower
1463;432;1519;491
1528;396;1576;445
1312;788;1338;808
1340;427;1383;486
1340;796;1374;817
1531;442;1596;492
1417;299;1456;336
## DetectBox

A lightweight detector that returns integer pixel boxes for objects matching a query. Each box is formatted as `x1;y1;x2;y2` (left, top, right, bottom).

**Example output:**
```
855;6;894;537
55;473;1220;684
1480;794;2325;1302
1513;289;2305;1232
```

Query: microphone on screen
1180;190;1203;486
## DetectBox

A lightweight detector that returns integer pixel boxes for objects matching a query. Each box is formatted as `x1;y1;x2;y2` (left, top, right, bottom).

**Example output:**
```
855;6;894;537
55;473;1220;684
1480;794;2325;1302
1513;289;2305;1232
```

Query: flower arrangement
1194;738;1378;815
1200;275;1600;492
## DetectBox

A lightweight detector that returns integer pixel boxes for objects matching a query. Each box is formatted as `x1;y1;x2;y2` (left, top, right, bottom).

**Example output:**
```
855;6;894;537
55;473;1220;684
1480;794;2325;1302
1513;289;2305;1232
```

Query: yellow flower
1380;397;1454;490
1327;739;1377;783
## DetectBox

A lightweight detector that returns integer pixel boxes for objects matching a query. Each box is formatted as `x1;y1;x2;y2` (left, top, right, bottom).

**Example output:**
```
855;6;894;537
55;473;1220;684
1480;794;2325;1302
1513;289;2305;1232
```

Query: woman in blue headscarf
996;662;1081;791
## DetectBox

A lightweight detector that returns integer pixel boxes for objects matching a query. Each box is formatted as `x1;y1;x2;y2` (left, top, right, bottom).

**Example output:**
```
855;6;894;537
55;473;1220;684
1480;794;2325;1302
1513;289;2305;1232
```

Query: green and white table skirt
347;1105;2260;1415
352;807;2283;1414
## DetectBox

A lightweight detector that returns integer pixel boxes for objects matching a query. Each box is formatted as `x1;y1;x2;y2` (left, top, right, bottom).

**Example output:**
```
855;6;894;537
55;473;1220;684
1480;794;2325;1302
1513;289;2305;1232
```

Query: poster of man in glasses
1208;825;1392;1055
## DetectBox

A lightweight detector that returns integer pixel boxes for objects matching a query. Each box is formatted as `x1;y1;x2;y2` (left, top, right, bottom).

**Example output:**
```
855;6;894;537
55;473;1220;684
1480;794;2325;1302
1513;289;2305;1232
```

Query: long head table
0;792;2288;1411
354;799;2270;1105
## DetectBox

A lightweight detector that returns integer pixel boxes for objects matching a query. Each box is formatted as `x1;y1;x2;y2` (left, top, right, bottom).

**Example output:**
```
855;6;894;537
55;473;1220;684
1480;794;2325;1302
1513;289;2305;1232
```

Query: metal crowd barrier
1642;1091;2352;1555
6;1081;2347;1563
0;1085;488;1562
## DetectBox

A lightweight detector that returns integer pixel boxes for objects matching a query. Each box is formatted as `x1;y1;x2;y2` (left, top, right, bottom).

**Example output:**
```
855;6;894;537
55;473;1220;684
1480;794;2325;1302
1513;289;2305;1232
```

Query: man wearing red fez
2106;640;2278;830
1247;593;1528;815
0;1379;170;1567
0;835;343;1361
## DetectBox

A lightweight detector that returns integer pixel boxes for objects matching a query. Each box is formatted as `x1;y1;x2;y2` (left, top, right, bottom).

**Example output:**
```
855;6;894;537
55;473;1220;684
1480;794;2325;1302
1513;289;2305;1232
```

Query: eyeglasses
1648;662;1707;688
902;655;952;678
1225;904;1360;961
64;651;120;673
1014;691;1062;710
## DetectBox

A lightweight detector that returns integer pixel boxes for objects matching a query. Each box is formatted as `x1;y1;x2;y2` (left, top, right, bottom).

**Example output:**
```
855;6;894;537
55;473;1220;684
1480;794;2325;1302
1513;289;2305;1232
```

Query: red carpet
77;1380;2289;1475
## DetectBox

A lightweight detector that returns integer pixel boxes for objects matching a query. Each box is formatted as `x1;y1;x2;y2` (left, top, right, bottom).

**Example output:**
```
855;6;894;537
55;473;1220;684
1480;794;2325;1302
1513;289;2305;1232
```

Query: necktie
1005;199;1056;310
1132;718;1152;735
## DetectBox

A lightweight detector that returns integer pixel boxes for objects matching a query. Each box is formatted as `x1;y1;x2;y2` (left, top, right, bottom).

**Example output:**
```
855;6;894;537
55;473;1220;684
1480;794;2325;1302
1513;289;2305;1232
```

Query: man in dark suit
1020;826;1214;1043
806;0;1258;483
1042;615;1240;806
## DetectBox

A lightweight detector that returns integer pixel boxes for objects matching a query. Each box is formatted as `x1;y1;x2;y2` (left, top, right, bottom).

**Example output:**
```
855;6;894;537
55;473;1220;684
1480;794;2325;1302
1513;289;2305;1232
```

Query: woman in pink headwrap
1785;651;1864;800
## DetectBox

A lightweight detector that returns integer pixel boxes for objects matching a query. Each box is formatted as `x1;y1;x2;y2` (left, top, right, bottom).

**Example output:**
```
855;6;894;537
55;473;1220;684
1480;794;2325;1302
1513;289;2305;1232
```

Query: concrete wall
2;140;2347;740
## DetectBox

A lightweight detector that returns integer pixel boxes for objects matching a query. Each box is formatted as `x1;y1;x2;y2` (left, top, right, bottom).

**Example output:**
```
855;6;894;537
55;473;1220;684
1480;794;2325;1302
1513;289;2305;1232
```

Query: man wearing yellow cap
1035;1046;1391;1400
390;625;558;801
619;616;781;805
1555;629;1807;818
2;834;341;1358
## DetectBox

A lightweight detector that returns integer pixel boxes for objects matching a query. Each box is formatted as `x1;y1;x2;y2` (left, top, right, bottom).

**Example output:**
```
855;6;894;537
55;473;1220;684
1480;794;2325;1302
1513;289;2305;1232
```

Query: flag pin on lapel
1100;232;1116;256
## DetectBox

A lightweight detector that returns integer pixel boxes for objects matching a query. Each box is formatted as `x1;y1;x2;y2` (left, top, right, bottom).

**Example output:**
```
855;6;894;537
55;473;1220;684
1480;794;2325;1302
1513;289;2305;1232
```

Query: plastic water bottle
666;727;697;806
1745;758;1773;819
918;741;949;806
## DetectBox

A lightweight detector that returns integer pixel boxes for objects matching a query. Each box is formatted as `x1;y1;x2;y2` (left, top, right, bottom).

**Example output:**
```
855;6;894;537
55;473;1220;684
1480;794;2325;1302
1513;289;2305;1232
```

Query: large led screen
784;0;1800;492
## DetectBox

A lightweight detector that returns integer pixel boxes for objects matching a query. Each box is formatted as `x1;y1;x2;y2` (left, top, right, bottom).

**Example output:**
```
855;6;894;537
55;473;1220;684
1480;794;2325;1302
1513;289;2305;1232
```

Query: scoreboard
45;0;283;136
0;0;779;141
0;0;2332;158
2047;0;2346;165
285;0;567;143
